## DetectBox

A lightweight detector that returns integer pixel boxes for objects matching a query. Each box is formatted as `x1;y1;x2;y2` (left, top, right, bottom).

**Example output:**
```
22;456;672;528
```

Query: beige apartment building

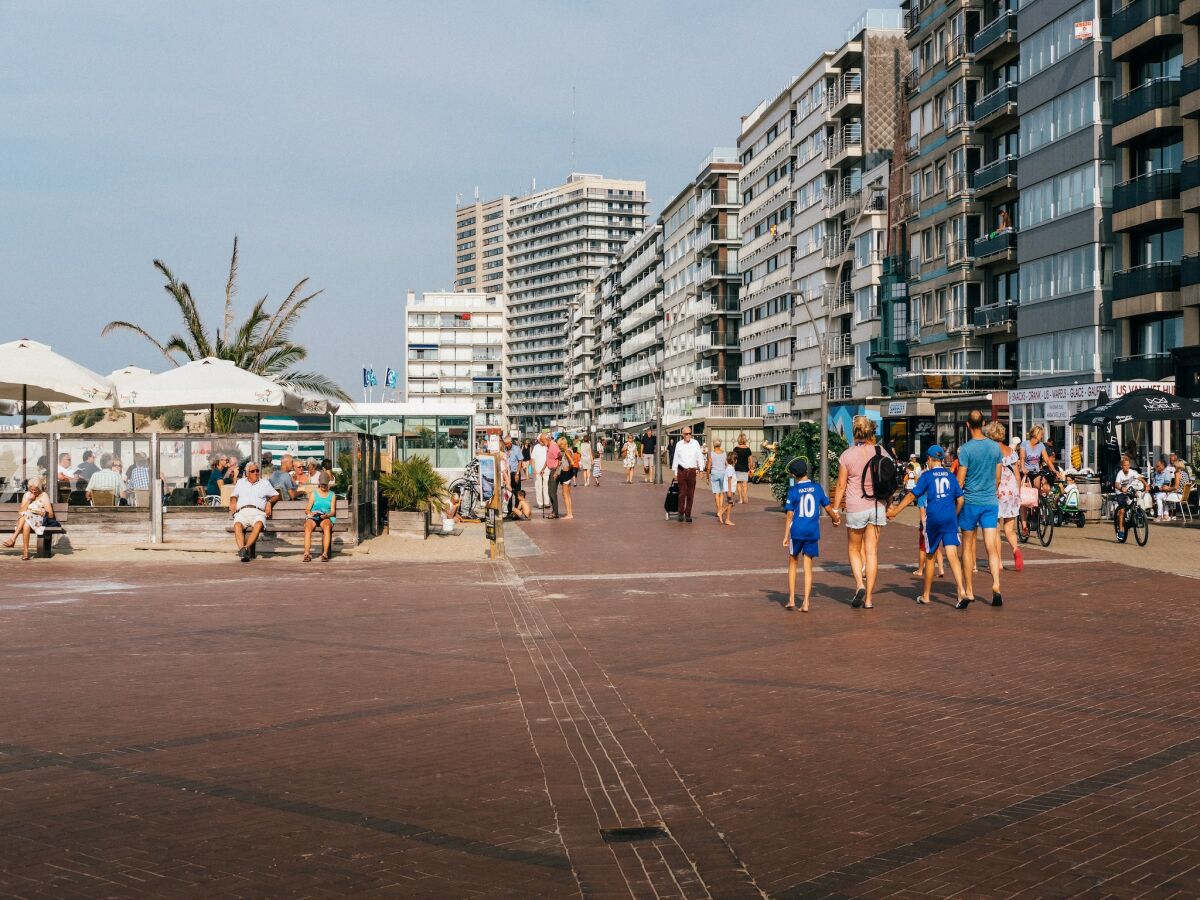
453;195;510;295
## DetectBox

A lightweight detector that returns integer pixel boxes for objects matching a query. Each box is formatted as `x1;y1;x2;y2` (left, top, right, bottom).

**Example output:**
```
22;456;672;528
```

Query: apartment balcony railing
622;328;661;356
696;367;737;386
947;239;974;268
1182;252;1200;285
695;331;740;352
972;83;1017;123
822;282;854;312
1113;77;1181;126
973;302;1017;330
902;67;920;97
974;229;1017;259
827;385;853;401
823;231;851;262
868;337;909;360
1183;58;1200;97
893;191;918;221
826;71;862;111
825;334;853;364
1112;260;1181;300
1112;169;1180;212
825;123;863;160
697;258;740;283
908;255;923;280
1112;0;1180;41
696;292;740;318
824;179;862;210
947;171;974;200
973;154;1017;191
893;369;1018;393
974;12;1017;56
945;102;973;133
944;34;972;67
621;383;658;403
905;132;921;158
696;187;739;219
1112;353;1175;381
946;306;974;334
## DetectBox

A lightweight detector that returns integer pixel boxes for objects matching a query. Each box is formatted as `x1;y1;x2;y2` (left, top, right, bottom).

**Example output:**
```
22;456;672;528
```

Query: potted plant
379;455;448;538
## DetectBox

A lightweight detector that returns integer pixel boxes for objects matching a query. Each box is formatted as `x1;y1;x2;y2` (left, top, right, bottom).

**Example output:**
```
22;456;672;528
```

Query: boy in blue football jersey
887;446;969;607
782;458;839;612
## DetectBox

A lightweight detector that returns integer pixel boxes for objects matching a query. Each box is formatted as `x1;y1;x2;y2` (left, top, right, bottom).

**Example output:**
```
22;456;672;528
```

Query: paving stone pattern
1;482;1198;898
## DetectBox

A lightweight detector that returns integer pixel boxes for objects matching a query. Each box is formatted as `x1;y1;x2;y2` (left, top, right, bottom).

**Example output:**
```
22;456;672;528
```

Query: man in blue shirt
504;436;524;514
781;458;838;613
888;445;969;607
956;409;1004;608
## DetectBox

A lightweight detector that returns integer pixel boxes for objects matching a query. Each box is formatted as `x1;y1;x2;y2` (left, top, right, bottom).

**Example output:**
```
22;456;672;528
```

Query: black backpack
862;445;899;502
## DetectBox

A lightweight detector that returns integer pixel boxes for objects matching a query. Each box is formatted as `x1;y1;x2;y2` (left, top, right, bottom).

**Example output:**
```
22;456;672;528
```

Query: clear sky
2;1;897;398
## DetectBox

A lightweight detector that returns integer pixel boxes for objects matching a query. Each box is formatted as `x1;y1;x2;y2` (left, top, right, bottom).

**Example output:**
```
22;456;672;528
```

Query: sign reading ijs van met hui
1074;20;1094;40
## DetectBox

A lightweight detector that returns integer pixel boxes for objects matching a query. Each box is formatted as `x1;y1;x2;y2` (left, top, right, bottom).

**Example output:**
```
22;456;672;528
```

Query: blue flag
384;367;398;389
363;367;377;388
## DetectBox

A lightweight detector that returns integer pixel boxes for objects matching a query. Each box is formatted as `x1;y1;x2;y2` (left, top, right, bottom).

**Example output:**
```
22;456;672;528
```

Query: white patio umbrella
0;338;115;431
114;357;303;429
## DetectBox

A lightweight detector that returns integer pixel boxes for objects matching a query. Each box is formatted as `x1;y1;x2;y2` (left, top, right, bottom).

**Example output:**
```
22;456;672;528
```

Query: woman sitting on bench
303;475;337;562
3;477;54;561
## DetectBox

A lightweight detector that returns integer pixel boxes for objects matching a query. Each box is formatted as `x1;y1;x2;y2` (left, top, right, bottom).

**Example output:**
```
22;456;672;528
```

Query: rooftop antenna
474;185;480;201
570;84;577;171
455;192;462;206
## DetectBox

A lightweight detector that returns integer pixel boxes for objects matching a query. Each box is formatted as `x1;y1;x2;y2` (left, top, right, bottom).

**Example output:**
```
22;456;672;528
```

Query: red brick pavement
1;479;1198;897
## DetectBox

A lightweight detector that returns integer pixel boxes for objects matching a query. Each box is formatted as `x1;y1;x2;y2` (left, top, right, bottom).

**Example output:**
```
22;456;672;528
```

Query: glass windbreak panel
369;416;404;437
437;417;471;469
402;417;437;466
0;437;49;503
159;437;252;507
331;437;357;499
56;438;152;507
336;416;368;433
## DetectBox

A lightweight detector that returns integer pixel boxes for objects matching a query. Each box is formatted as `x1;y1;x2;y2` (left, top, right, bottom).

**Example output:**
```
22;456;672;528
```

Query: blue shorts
959;503;999;532
790;539;819;559
922;520;960;553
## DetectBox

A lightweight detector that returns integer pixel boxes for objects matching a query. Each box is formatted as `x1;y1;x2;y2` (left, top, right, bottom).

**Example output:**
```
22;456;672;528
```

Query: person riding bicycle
1019;426;1058;527
1112;455;1146;541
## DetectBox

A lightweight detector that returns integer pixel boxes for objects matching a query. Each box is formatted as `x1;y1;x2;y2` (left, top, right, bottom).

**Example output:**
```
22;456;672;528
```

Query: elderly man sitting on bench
230;460;279;562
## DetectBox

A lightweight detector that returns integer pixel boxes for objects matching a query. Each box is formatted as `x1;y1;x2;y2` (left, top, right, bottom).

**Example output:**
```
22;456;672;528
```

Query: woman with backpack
831;415;897;609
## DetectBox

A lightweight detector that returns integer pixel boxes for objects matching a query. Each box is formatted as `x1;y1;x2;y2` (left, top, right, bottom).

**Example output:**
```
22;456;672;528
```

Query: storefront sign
1008;381;1174;405
886;401;907;416
1044;401;1070;420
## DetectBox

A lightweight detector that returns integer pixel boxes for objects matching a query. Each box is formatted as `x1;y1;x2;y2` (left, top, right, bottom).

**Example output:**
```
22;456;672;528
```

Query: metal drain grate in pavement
600;824;669;843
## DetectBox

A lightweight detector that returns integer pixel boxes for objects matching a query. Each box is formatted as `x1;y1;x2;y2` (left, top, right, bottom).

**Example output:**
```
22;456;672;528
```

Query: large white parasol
0;338;115;430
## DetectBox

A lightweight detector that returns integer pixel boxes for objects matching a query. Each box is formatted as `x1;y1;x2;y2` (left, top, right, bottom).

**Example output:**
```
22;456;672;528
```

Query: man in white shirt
230;460;279;562
670;426;704;523
530;433;549;510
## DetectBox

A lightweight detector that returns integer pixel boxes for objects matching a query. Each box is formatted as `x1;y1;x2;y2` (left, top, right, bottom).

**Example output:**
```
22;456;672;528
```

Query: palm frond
277;370;351;402
222;235;239;346
100;320;176;363
257;344;309;376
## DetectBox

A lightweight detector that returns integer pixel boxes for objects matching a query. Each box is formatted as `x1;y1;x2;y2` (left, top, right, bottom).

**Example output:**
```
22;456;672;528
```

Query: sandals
21;553;31;561
320;553;329;562
303;553;312;562
2;539;15;548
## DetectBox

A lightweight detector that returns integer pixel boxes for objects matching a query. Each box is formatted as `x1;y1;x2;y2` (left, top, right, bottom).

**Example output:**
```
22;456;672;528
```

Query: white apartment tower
617;224;664;430
454;196;510;295
404;290;505;432
503;173;648;431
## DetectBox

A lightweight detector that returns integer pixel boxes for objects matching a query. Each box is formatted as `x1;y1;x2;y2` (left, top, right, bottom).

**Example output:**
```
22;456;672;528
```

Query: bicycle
1017;467;1055;547
1111;486;1149;546
447;457;489;521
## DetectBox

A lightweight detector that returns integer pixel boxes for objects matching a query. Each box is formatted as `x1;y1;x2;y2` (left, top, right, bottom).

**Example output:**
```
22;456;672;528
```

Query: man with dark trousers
641;428;657;483
670;426;703;522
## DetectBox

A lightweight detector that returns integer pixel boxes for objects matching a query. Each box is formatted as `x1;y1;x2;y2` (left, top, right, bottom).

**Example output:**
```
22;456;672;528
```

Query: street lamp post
654;299;692;485
811;178;885;492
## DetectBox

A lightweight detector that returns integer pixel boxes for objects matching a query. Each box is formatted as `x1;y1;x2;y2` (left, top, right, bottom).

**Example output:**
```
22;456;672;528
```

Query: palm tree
103;237;350;431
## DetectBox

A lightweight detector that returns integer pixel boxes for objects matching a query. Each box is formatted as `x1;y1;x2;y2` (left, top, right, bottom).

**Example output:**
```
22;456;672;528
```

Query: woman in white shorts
707;439;728;523
831;415;890;609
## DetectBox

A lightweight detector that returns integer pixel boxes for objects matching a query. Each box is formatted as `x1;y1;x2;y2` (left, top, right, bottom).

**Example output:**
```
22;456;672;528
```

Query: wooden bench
223;500;352;548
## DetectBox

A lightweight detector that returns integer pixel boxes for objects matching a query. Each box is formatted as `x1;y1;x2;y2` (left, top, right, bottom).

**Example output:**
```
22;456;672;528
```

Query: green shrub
161;409;186;430
766;421;849;505
379;455;448;512
70;409;105;429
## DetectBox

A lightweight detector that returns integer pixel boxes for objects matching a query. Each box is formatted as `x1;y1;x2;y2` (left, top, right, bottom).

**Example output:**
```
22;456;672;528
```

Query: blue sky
2;1;896;397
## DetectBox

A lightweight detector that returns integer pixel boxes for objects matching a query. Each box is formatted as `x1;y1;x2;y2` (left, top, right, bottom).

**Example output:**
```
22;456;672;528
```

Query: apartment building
566;288;598;430
404;291;505;434
595;266;624;433
1181;0;1200;397
454;196;510;294
659;151;743;425
617;224;664;431
503;173;648;431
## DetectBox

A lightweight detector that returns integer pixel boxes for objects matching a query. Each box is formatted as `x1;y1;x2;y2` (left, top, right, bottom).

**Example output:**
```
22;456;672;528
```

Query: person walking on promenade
956;410;1005;608
722;451;738;524
831;415;894;609
729;434;752;504
545;432;561;519
531;434;549;511
991;423;1024;571
622;434;637;484
888;446;968;606
782;458;838;611
556;437;575;519
641;428;657;484
579;436;593;487
230;460;278;562
592;438;604;485
671;426;703;523
504;436;523;515
707;438;728;523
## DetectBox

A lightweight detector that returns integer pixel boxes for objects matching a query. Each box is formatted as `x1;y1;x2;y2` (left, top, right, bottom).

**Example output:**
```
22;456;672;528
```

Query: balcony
1112;169;1180;214
893;369;1017;394
947;171;974;201
695;331;739;353
822;282;854;313
972;155;1017;194
695;223;740;255
1113;353;1175;380
827;385;853;401
697;258;740;284
902;67;920;97
696;367;737;386
825;123;863;162
946;306;973;334
825;334;853;364
973;12;1017;57
905;132;921;159
1112;0;1181;43
973;303;1017;332
947;239;974;268
696;187;738;219
1112;260;1181;301
945;102;973;134
822;231;850;262
944;34;973;67
972;83;1017;125
893;191;918;222
696;292;740;320
1113;77;1181;128
973;229;1017;261
826;72;862;114
1183;253;1200;285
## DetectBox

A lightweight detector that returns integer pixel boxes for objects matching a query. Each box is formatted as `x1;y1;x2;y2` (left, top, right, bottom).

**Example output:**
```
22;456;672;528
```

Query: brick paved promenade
2;476;1198;898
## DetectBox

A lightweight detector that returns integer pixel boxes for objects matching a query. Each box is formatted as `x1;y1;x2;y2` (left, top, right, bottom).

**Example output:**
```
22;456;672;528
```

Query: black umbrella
1070;388;1200;426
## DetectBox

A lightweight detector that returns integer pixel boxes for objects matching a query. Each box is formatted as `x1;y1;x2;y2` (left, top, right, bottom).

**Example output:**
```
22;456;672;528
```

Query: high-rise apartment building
454;196;510;294
595;266;624;432
404;291;505;433
566;287;598;429
617;224;663;430
502;173;648;430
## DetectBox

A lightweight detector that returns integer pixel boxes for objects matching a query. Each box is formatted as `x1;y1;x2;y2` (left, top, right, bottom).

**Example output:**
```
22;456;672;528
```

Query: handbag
41;515;62;528
1019;486;1038;508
